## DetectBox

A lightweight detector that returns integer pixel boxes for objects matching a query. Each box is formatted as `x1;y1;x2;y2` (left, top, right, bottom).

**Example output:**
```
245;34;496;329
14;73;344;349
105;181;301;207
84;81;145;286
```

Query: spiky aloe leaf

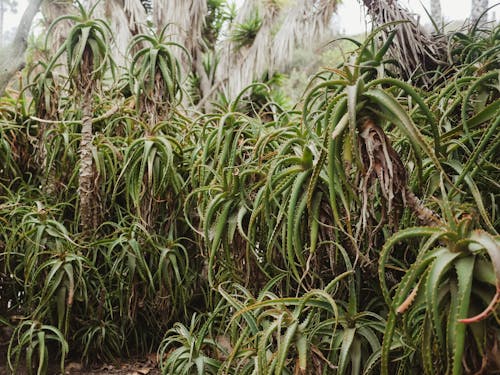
425;250;461;348
449;256;475;375
286;170;311;282
379;228;445;375
366;77;440;153
446;160;496;233
379;227;445;307
338;328;356;375
274;321;298;375
459;231;500;323
363;88;450;184
455;111;499;186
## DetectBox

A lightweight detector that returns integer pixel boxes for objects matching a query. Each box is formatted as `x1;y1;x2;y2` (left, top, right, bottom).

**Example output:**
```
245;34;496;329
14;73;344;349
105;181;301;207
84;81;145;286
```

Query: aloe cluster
0;8;498;375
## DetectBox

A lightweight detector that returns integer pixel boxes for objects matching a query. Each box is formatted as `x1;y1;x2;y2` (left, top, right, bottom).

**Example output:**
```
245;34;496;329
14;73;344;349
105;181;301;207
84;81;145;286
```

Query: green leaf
363;88;450;184
460;231;500;323
425;249;461;348
450;256;475;375
275;321;298;375
338;328;356;375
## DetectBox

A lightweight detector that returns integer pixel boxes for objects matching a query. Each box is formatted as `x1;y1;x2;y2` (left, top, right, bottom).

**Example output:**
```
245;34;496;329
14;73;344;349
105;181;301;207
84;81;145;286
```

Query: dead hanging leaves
356;117;441;243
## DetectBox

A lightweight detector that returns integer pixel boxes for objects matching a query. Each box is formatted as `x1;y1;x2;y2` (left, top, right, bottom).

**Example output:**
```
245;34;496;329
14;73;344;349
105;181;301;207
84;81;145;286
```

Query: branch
0;0;43;97
30;103;120;124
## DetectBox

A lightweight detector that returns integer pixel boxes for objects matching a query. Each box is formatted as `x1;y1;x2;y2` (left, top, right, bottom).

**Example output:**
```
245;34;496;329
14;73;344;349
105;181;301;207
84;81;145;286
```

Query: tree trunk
78;44;99;234
0;0;43;96
430;0;443;28
0;0;5;47
78;94;97;233
470;0;489;23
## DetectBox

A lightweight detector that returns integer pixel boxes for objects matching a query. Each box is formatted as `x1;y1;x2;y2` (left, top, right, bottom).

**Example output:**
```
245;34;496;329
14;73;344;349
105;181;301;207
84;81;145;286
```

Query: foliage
0;8;499;375
230;11;262;49
128;26;187;118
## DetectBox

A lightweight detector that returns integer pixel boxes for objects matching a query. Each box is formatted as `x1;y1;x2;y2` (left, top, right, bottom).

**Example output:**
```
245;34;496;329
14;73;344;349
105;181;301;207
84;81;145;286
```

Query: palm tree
0;0;341;99
1;1;499;372
89;0;338;104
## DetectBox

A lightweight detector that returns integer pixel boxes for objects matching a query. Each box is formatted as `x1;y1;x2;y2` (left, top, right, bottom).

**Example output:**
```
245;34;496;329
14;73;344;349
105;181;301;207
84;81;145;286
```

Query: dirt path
0;356;161;375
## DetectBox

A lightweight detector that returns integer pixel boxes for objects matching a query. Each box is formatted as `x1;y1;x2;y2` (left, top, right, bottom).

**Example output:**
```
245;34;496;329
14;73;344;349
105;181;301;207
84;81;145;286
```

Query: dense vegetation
0;4;499;374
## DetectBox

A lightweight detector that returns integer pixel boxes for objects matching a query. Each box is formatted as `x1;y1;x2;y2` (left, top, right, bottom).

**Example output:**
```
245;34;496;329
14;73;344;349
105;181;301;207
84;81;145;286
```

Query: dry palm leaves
362;0;448;87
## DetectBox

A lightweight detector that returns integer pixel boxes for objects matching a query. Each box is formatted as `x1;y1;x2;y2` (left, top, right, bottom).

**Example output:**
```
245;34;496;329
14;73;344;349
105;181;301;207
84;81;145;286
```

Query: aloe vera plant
7;320;68;375
378;215;500;375
0;5;499;374
44;1;115;233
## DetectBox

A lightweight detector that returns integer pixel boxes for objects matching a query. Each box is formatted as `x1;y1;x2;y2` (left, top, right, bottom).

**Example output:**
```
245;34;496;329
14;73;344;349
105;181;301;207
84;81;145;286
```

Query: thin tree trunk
0;0;43;96
430;0;443;28
0;0;5;47
470;0;489;23
78;43;99;233
79;94;97;233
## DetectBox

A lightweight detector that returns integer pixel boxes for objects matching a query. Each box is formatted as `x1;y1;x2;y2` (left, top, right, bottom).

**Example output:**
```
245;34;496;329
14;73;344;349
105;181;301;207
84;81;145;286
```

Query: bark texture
79;96;97;232
0;0;43;96
78;48;99;233
470;0;489;23
430;0;443;28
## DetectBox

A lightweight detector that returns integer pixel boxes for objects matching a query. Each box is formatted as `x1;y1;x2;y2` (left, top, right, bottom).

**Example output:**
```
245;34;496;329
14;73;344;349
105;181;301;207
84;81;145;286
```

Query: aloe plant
0;7;499;374
45;1;115;233
378;215;500;375
123;27;188;229
7;320;68;375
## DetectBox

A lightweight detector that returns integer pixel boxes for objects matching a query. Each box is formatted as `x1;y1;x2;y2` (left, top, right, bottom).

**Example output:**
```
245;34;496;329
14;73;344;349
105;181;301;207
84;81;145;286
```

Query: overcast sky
3;0;498;36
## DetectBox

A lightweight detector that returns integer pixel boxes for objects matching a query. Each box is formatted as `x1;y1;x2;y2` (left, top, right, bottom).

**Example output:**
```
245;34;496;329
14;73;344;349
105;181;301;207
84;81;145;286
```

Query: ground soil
0;328;162;375
0;346;161;375
0;360;161;375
